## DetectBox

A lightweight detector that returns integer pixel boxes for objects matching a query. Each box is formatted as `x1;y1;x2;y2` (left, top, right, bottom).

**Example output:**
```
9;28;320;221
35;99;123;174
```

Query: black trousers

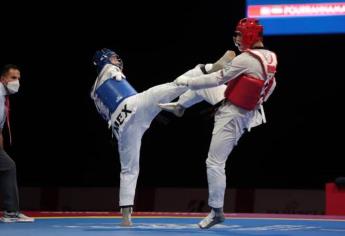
0;148;19;212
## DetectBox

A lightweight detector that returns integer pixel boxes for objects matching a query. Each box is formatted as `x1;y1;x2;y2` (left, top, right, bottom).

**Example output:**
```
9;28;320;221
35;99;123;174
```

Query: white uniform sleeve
109;67;126;81
181;64;213;77
186;56;249;90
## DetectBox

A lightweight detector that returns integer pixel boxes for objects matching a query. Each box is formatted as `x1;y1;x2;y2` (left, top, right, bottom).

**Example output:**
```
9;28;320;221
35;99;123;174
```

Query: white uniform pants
114;82;188;206
206;103;250;208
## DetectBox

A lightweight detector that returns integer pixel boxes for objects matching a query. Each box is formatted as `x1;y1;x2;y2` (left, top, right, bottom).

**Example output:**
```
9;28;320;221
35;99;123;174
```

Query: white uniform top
187;49;274;90
0;83;7;129
186;49;277;133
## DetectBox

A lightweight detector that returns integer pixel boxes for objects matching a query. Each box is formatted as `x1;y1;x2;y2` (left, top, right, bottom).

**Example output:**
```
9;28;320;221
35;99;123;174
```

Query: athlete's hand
174;75;189;86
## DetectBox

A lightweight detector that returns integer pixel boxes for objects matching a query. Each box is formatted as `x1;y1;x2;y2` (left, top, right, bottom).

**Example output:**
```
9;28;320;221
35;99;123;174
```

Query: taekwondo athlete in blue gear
90;48;191;226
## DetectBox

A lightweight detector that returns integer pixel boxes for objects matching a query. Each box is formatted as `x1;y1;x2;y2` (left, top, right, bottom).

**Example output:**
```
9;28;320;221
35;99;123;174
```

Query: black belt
214;99;226;109
199;99;225;118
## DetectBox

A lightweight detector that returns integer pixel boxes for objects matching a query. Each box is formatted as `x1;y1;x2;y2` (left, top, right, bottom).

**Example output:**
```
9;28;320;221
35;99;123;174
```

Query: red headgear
235;18;263;50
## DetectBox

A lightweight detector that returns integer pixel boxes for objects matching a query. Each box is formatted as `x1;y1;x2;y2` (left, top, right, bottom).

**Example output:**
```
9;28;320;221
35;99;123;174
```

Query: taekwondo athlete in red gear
90;49;231;226
173;18;278;229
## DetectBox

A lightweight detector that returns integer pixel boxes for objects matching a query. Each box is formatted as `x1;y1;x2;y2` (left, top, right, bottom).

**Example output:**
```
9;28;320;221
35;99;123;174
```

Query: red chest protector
224;49;277;110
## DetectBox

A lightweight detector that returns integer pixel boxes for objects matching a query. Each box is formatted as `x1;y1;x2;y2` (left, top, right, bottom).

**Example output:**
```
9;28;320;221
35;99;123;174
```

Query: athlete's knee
206;154;226;169
121;164;139;175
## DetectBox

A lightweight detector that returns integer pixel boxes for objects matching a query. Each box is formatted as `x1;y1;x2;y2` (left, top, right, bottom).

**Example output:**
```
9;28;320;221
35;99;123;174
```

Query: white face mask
6;80;20;94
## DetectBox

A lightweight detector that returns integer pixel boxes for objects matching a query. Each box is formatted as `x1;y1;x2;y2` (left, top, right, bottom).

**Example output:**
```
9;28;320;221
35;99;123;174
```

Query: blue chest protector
95;79;137;113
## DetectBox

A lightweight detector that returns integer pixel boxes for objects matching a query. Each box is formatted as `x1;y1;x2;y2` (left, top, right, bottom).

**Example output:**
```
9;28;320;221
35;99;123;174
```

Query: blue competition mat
1;216;345;236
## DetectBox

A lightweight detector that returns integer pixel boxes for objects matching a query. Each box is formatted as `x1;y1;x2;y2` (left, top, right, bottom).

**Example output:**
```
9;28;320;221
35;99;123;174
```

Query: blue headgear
93;48;123;72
